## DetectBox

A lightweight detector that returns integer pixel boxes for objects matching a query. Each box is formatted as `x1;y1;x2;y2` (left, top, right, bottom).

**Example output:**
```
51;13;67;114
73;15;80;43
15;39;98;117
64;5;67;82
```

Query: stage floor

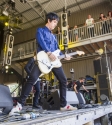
0;104;112;125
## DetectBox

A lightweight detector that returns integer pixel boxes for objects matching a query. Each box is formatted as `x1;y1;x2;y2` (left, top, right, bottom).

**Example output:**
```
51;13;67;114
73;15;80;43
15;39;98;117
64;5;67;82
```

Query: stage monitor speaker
42;90;79;110
42;90;60;110
0;84;13;114
93;57;111;75
96;74;112;103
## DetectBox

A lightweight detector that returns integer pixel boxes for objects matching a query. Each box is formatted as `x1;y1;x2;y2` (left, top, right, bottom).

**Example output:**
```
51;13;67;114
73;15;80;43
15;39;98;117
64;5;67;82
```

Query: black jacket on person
24;57;40;84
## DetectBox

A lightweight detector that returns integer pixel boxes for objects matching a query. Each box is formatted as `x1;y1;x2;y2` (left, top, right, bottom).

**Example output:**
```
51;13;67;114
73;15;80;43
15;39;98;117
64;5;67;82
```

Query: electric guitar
37;49;85;75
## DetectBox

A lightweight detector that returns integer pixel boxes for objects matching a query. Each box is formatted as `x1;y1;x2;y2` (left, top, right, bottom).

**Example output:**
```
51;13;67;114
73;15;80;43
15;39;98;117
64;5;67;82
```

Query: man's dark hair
79;77;85;80
45;12;59;23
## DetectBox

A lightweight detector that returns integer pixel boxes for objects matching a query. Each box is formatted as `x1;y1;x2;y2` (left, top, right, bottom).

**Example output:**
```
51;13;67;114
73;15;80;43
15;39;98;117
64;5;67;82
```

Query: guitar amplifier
96;73;112;102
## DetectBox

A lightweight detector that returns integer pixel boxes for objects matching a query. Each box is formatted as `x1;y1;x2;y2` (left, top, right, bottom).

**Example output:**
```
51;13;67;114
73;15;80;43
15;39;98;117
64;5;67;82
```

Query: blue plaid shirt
36;26;62;55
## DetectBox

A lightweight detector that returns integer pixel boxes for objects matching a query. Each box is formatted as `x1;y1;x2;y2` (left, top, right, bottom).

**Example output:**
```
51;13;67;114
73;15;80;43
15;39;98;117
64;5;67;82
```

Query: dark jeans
18;66;41;106
76;91;85;104
88;27;94;37
33;81;40;106
19;66;67;108
52;67;67;107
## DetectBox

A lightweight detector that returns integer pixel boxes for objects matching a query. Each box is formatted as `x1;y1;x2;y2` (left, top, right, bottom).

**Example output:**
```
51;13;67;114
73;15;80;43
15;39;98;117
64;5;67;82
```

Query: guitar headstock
76;51;85;56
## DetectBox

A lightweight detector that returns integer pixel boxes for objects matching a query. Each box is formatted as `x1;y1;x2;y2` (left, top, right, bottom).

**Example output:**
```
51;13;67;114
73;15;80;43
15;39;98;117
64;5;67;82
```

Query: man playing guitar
9;12;78;115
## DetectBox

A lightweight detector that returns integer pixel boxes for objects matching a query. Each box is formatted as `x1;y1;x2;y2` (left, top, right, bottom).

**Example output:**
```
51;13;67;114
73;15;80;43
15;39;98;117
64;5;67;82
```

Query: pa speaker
42;90;79;110
0;84;13;114
96;73;112;102
42;90;60;110
93;57;111;75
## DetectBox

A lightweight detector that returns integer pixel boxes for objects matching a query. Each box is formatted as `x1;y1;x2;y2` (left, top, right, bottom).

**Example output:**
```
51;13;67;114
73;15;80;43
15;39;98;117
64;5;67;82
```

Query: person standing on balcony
56;26;61;34
85;14;94;38
99;13;109;34
73;25;78;41
9;12;77;115
56;26;61;45
107;11;112;31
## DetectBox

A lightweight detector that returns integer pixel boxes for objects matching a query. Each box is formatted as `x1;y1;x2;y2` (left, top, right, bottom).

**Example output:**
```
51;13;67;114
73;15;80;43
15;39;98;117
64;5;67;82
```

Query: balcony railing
10;19;112;61
12;39;36;61
56;19;112;50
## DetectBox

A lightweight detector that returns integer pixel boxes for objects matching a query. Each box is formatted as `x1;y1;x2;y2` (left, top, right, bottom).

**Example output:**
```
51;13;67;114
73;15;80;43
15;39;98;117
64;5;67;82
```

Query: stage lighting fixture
20;0;27;3
8;51;11;56
68;10;71;16
62;14;66;20
5;22;9;26
2;10;9;16
6;69;8;73
10;36;14;41
8;0;15;10
95;48;103;55
63;38;67;44
13;15;24;24
7;28;13;34
7;58;10;64
63;30;67;36
63;21;67;27
63;7;67;13
5;65;9;69
9;42;12;48
64;46;68;51
70;68;74;74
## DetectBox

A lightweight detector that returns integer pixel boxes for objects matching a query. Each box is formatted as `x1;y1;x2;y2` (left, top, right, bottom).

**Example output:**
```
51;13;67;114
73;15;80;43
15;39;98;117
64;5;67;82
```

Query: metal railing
56;19;112;48
12;39;36;60
11;19;112;60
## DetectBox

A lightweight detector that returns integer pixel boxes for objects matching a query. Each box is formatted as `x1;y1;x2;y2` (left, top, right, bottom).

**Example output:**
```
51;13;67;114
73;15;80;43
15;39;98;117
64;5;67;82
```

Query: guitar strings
36;60;51;69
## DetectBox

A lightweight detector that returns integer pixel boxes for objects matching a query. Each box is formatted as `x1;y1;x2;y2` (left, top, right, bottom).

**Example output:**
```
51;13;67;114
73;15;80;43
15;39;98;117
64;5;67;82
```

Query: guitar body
37;50;62;74
37;49;84;75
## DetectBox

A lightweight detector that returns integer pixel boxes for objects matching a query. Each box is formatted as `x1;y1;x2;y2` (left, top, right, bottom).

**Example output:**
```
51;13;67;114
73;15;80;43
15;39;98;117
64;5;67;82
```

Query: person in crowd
68;24;72;42
74;25;78;41
74;77;89;106
99;13;107;21
55;26;61;44
107;11;112;31
24;51;41;109
74;77;89;94
9;12;77;115
56;26;61;34
99;13;109;34
85;14;94;37
9;51;42;115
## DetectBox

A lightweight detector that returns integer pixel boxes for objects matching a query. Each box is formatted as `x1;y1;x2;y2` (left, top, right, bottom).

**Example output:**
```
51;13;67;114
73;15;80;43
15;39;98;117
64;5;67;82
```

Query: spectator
73;25;78;41
74;77;89;106
68;24;72;42
85;14;94;37
99;13;106;21
107;11;112;31
56;26;61;34
99;13;109;34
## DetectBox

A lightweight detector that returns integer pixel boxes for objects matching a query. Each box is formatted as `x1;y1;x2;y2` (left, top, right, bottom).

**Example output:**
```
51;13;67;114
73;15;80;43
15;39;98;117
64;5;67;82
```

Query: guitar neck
58;52;77;59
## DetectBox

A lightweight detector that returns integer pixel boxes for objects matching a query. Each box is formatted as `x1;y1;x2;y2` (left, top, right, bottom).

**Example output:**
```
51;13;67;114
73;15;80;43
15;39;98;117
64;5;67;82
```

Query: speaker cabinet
42;90;60;110
0;84;13;114
42;90;79;110
93;57;111;75
96;73;112;102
